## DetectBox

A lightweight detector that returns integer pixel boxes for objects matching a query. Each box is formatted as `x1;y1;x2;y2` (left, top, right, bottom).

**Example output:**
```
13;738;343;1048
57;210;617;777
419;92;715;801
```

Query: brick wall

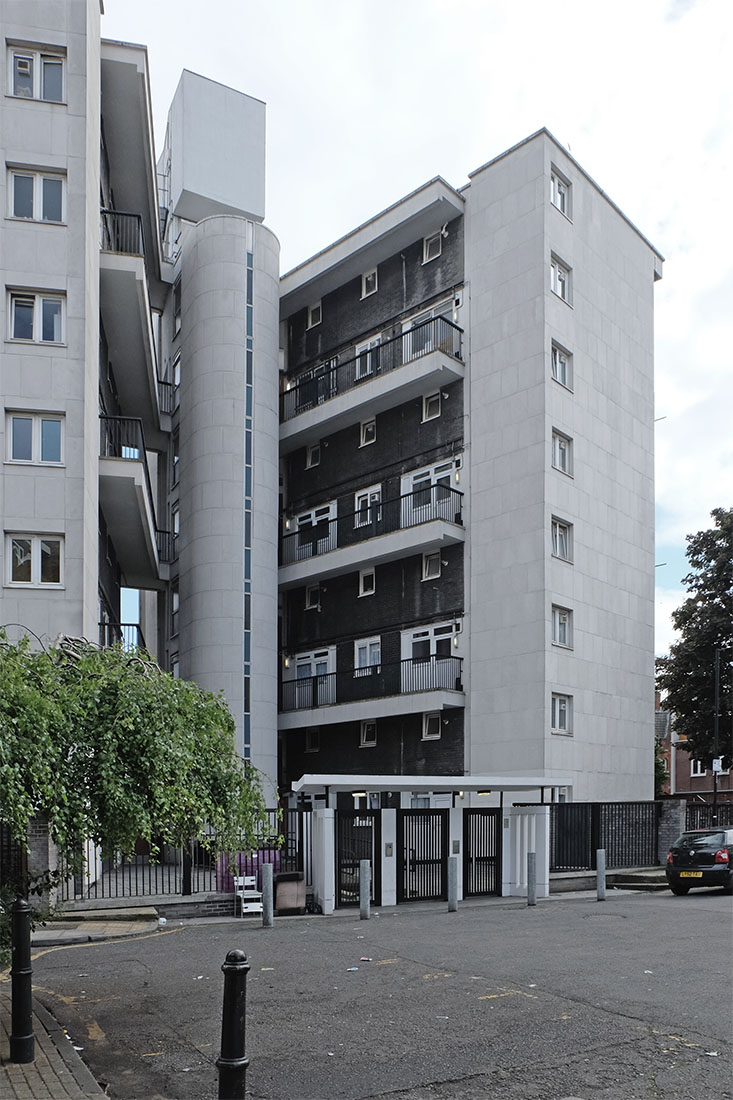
657;799;686;862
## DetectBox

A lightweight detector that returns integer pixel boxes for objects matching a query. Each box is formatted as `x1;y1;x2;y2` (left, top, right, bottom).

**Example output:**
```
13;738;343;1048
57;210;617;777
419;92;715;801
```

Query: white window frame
306;300;322;329
552;430;573;476
422;712;441;741
690;759;707;778
359;567;375;597
355;336;381;379
402;620;459;661
361;269;377;298
422;392;441;422
354;636;381;676
550;255;571;304
8;47;65;103
170;653;179;680
360;719;377;748
9;291;65;344
360;418;376;447
172;275;182;336
551;605;572;648
170;583;180;636
8;169;65;223
5;533;64;587
422;551;441;581
354;484;382;527
305;584;320;611
551;693;572;734
422;232;442;264
172;351;181;398
293;500;337;559
551;342;573;390
305;442;321;469
551;517;573;562
550;167;571;219
402;297;454;358
6;411;64;465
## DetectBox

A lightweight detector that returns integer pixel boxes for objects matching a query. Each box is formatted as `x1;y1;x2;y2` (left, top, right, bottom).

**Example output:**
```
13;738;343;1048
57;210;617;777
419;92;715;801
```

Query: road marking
479;987;539;1001
423;972;453;980
141;1051;164;1058
376;958;399;965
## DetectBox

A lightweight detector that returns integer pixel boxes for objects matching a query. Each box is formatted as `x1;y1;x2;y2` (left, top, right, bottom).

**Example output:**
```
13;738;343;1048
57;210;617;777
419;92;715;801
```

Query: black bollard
10;898;34;1063
216;949;250;1100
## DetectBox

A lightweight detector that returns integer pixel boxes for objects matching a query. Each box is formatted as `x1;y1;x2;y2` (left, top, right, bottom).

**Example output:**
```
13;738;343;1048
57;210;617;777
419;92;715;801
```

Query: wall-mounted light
284;656;290;669
455;470;460;484
453;635;459;648
441;391;449;399
285;518;291;530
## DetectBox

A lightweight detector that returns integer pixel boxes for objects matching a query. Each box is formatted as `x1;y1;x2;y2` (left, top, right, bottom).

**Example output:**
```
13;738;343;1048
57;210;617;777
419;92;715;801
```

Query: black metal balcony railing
280;655;463;712
158;378;175;415
100;209;145;257
281;485;463;566
99;415;172;563
156;529;177;564
280;315;463;423
98;621;147;651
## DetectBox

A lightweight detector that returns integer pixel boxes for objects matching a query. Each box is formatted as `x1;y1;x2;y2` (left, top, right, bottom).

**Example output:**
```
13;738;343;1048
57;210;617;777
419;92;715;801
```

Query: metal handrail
281;315;463;422
98;621;147;651
280;654;463;712
100;209;144;256
281;485;463;566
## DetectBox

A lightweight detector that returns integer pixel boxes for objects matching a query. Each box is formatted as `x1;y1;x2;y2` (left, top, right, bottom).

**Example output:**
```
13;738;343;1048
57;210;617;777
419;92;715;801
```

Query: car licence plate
680;871;703;878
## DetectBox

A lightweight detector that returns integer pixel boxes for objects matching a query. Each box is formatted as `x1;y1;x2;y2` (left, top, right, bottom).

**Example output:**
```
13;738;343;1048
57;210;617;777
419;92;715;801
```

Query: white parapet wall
311;809;336;915
502;805;550;898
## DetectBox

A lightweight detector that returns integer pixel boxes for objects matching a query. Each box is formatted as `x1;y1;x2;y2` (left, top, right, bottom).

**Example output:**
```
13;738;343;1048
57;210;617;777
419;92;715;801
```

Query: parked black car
666;828;733;895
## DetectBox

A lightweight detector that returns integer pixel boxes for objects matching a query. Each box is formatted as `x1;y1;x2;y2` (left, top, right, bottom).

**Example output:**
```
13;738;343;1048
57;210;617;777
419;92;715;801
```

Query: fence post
182;841;192;897
447;855;458;912
262;863;274;928
527;852;536;907
10;898;34;1063
359;859;370;920
596;849;606;902
216;949;249;1100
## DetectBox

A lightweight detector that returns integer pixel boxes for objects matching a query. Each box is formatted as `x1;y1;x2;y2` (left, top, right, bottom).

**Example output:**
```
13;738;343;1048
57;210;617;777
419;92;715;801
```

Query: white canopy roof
291;774;573;794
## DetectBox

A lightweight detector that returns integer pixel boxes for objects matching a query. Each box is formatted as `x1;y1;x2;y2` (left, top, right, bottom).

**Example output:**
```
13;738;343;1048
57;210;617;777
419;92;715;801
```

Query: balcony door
400;621;460;692
294;648;335;708
401;459;457;527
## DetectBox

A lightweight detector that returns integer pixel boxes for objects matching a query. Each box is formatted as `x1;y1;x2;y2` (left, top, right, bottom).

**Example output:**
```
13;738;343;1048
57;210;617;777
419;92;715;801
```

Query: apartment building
278;132;664;803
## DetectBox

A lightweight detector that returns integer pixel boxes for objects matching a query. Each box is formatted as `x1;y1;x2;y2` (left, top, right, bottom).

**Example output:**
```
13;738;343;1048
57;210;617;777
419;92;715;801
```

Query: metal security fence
547;802;660;872
463;809;501;896
397;809;448;902
686;802;733;829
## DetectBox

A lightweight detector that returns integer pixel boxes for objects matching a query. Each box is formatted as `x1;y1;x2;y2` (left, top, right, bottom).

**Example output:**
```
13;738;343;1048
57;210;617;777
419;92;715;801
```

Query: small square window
360;720;377;748
305;584;320;610
361;269;378;298
422;392;441;422
551;343;573;390
551;605;572;648
307;301;322;329
551;517;573;562
423;232;442;263
551;693;572;734
690;759;706;778
305;727;320;753
306;443;321;469
552;430;573;475
359;568;375;597
422;552;441;581
360;418;376;447
550;168;571;218
422;712;441;740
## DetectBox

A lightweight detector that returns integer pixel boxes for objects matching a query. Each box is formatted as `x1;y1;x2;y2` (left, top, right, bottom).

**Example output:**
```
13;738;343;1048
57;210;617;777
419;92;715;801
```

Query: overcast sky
102;0;732;656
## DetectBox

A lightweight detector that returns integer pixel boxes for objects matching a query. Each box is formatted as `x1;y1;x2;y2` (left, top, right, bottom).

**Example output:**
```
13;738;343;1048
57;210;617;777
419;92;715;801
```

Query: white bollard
596;849;606;902
359;859;370;920
448;855;458;912
527;851;536;906
262;862;274;927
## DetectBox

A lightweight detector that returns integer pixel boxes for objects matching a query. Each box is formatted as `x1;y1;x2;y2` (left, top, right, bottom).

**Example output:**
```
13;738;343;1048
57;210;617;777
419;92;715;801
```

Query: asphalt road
31;890;732;1100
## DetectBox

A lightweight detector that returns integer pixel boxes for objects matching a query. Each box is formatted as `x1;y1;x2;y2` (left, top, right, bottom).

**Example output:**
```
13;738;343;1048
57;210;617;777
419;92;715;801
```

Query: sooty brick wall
285;217;464;376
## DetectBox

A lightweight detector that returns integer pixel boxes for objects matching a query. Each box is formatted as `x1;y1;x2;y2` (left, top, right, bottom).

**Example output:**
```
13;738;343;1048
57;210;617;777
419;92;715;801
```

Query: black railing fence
98;621;147;651
99;415;172;561
281;654;463;712
541;801;660;871
281;485;463;565
100;209;144;256
158;378;175;415
686;802;733;829
281;315;463;422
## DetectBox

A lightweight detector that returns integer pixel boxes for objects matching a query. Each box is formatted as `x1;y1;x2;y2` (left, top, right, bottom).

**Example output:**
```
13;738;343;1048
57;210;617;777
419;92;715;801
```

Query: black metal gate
551;803;594;871
549;802;660;871
336;811;381;907
463;809;501;896
397;809;448;902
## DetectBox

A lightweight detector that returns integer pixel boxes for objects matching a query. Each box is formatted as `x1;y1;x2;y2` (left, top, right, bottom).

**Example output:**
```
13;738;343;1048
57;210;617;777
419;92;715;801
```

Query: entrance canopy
292;774;573;796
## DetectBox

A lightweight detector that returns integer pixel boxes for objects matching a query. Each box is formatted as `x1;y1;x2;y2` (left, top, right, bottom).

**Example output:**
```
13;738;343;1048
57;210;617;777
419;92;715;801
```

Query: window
170;582;180;636
171;504;180;557
550;255;571;303
423;232;442;264
422;392;441;422
422;712;441;741
551;693;572;734
171;429;180;486
303;585;319;611
551;342;573;389
306;301;321;329
422;552;441;581
172;276;181;336
360;720;377;748
292;501;336;560
361;269;377;298
355;336;381;378
172;351;181;395
9;170;64;222
170;654;180;680
401;457;460;524
360;418;376;447
9;292;64;343
403;621;458;664
552;430;573;475
354;636;381;676
9;48;64;102
551;517;573;562
6;412;63;463
402;297;454;358
359;567;375;597
354;485;381;527
305;443;320;469
552;605;572;648
550;168;571;218
6;534;63;586
690;759;707;778
305;727;320;753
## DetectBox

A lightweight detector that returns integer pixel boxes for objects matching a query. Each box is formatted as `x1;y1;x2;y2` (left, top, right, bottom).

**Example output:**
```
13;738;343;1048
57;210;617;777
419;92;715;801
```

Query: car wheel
669;884;690;896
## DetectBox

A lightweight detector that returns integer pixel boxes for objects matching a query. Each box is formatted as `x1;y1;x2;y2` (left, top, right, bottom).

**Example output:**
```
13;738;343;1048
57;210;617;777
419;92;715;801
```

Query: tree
656;508;733;767
0;632;270;868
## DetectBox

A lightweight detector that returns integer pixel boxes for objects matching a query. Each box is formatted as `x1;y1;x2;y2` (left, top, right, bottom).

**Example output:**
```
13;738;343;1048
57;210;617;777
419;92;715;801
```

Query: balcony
98;416;168;589
99;621;147;652
278;655;464;729
279;316;464;453
279;486;464;589
99;210;161;438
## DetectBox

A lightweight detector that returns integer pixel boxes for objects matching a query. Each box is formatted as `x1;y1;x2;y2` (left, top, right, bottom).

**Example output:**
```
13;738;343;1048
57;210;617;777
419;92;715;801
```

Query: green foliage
654;739;668;798
656;508;733;767
0;633;269;865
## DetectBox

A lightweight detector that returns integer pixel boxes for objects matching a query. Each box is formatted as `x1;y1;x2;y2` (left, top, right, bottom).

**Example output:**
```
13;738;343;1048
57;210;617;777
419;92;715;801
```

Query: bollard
359;859;370;920
10;898;34;1064
527;851;536;907
596;848;606;902
216;949;250;1100
262;863;274;928
447;855;458;912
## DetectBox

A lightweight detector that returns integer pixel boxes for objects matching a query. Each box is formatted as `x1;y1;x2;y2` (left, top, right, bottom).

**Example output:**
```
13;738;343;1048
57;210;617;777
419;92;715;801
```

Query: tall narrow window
551;343;573;389
550;168;571;218
551;606;572;648
552;430;573;475
551;693;572;733
550;255;571;303
306;301;321;329
551;517;573;562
